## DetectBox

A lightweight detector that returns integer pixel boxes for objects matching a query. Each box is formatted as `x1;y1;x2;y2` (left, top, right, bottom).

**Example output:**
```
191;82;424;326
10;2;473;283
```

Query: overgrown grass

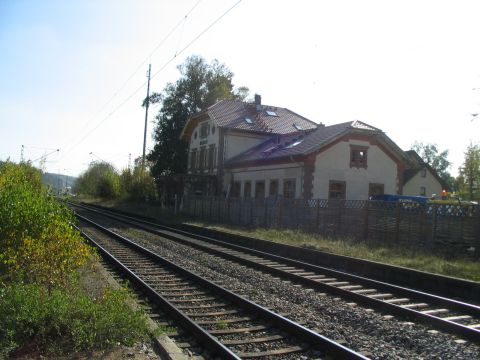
0;282;149;358
189;223;480;282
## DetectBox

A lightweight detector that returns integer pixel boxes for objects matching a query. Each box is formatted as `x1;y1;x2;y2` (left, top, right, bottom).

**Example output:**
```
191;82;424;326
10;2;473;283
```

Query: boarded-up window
244;181;252;198
255;181;265;198
329;180;346;199
369;183;384;198
269;179;278;196
283;179;296;198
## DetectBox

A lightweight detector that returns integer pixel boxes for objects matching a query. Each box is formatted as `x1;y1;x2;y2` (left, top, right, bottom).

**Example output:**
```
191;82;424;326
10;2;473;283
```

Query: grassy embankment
86;198;480;282
0;162;152;359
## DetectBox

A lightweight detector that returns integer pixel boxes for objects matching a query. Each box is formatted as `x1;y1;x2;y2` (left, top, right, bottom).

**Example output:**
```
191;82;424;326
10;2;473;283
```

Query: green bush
74;161;121;199
0;282;149;358
120;166;156;201
0;162;92;287
0;161;151;358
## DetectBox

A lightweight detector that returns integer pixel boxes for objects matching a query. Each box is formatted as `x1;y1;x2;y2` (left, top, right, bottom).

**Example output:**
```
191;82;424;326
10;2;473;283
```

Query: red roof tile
199;100;318;135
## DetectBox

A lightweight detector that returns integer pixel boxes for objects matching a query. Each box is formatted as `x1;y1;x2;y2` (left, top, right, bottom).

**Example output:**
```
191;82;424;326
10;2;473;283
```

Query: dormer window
265;110;278;117
350;145;368;168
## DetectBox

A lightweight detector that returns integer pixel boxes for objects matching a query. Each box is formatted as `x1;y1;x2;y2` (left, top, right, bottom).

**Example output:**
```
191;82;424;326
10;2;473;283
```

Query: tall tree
146;55;248;178
457;143;480;200
411;141;454;189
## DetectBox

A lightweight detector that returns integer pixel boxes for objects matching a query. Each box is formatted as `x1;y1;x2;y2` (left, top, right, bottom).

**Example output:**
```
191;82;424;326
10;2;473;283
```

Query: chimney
254;94;262;112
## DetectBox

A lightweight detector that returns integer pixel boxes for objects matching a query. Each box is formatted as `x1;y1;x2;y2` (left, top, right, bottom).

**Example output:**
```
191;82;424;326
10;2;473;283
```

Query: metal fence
181;196;480;258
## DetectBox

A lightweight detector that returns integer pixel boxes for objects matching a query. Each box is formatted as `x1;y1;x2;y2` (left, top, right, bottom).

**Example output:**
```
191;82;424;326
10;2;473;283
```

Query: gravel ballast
78;211;480;360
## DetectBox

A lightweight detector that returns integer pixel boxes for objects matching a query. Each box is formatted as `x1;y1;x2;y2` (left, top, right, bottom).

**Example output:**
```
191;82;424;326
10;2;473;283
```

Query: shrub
0;161;151;358
120;166;156;201
0;282;149;358
74;161;121;199
0;162;92;288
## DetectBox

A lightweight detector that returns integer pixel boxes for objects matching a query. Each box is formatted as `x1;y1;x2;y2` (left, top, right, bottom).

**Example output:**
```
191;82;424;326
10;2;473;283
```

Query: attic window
350;145;368;168
285;140;303;148
265;110;278;117
244;117;253;124
293;123;303;130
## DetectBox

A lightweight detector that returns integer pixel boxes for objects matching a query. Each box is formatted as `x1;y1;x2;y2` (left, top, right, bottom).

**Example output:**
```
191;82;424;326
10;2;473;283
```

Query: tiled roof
225;120;380;165
205;100;318;134
403;150;447;188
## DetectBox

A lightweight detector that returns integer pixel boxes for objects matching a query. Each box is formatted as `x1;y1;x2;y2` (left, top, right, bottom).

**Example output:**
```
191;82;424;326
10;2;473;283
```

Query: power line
60;80;147;158
151;0;243;80
59;0;242;166
58;1;203;159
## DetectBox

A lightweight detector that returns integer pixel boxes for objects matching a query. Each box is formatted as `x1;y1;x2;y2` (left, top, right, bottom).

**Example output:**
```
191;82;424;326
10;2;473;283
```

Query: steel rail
73;203;480;344
75;224;240;359
76;213;368;360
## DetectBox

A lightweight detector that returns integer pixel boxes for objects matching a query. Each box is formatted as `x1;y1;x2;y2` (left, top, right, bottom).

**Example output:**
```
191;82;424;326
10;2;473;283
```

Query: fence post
263;197;268;228
238;198;242;225
250;199;254;227
278;198;283;228
316;200;321;232
395;201;401;244
210;196;213;220
363;200;369;240
431;204;437;249
226;197;230;223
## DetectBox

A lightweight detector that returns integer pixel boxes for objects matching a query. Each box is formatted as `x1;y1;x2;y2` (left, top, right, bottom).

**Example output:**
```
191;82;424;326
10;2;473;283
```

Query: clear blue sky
1;0;479;177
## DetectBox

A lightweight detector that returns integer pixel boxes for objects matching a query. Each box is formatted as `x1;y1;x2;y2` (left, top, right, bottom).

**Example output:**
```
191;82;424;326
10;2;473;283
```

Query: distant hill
42;172;77;192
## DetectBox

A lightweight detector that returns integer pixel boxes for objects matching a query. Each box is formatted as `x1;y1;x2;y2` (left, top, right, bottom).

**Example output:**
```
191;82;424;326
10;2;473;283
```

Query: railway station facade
179;95;444;200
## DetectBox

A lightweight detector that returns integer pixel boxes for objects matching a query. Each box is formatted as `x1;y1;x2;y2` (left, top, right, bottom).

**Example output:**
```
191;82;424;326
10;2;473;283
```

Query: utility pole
20;145;24;162
142;64;151;174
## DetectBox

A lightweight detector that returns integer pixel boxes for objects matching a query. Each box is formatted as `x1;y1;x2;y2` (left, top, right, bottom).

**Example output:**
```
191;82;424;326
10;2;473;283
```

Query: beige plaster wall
313;139;398;200
224;131;267;161
403;170;443;197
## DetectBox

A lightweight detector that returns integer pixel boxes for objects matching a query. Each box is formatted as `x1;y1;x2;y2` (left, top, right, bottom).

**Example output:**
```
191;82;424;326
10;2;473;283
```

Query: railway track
72;202;480;346
76;213;367;359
